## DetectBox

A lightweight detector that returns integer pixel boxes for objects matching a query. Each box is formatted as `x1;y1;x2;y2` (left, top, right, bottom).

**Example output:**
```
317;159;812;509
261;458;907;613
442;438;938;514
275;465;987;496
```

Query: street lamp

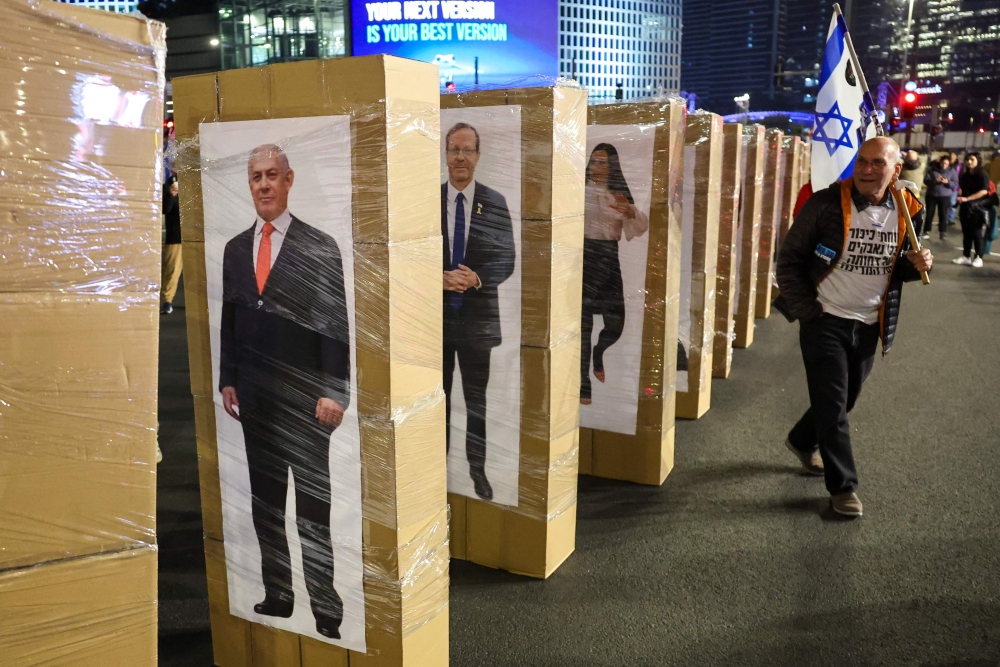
210;38;220;47
734;94;750;125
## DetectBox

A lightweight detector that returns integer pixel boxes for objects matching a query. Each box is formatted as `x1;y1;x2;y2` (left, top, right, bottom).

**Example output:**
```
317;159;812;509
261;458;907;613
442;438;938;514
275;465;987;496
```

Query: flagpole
833;2;929;285
833;3;883;138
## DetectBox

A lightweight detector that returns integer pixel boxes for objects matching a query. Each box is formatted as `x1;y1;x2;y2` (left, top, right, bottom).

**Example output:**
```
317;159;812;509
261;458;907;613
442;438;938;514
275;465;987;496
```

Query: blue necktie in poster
450;192;466;309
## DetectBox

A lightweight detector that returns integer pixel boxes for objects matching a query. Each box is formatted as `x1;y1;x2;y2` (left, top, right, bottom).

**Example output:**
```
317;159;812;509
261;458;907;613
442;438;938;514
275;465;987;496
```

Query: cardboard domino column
441;85;586;578
753;129;784;320
711;123;744;379
578;100;686;486
0;3;163;664
676;113;723;420
173;56;449;666
732;125;765;349
777;135;802;253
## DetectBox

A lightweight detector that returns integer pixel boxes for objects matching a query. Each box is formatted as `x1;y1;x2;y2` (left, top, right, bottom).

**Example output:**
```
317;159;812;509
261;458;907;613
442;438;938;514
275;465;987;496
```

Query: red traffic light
445;82;456;91
904;92;916;103
164;119;174;129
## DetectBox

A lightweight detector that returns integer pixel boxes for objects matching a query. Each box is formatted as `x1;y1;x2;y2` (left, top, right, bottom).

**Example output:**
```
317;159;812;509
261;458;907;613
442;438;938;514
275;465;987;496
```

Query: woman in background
953;152;991;268
580;143;649;405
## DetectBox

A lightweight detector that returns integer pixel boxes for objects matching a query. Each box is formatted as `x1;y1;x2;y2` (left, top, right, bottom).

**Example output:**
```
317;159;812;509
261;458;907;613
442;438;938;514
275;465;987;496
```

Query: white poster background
579;124;655;435
677;144;696;393
441;106;522;507
200;116;366;651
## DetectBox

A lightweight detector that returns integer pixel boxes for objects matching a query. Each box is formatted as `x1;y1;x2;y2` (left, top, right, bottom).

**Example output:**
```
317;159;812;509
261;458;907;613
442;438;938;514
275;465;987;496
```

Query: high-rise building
915;0;1000;86
559;0;683;101
780;1;830;107
680;0;787;114
217;0;347;70
850;0;910;91
56;0;139;12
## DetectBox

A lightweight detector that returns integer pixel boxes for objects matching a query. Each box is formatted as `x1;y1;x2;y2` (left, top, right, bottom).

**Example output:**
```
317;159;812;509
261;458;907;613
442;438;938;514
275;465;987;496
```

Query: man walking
219;144;350;638
441;122;516;501
774;137;933;517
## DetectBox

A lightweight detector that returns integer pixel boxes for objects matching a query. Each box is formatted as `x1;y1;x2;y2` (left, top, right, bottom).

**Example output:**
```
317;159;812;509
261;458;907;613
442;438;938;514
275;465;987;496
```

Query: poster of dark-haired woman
579;125;654;435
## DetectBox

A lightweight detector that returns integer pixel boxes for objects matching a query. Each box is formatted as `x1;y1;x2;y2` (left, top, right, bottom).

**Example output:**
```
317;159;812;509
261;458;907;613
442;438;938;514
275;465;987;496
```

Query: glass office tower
217;0;347;70
559;0;683;101
57;0;139;12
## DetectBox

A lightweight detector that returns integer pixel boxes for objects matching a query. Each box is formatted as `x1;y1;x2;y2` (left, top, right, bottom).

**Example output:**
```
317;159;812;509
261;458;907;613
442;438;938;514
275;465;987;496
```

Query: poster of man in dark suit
442;122;516;501
218;143;350;640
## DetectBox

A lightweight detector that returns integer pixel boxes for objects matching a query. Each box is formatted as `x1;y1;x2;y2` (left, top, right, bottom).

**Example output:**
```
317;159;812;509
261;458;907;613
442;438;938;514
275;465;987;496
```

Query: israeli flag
811;13;878;191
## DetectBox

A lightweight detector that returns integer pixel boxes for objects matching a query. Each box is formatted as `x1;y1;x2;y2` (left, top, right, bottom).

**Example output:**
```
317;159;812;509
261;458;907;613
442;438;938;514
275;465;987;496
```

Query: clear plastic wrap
754;128;785;319
0;1;164;664
440;81;587;578
578;97;686;487
171;56;448;664
777;134;803;255
676;110;723;420
733;124;766;348
712;122;744;379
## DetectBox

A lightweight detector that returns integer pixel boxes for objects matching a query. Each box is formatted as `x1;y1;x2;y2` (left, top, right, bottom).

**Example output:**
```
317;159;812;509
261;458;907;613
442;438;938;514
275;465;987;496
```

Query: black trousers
580;238;625;400
241;407;342;622
443;339;492;472
959;203;988;258
923;195;952;236
788;315;879;496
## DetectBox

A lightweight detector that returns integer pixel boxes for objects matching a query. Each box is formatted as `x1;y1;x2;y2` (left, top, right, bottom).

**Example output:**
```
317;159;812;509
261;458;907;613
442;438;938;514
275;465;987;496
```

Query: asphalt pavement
158;234;1000;666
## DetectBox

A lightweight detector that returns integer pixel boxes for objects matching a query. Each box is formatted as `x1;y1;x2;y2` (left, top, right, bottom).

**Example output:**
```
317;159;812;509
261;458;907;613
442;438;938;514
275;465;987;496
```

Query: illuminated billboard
350;0;558;88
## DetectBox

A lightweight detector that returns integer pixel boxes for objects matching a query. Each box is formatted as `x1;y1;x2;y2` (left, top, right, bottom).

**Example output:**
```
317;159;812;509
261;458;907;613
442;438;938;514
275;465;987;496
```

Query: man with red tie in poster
441;123;516;501
218;144;350;639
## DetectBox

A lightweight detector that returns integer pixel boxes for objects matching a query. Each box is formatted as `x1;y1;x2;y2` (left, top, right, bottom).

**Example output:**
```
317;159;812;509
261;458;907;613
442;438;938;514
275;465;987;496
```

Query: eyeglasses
446;147;478;157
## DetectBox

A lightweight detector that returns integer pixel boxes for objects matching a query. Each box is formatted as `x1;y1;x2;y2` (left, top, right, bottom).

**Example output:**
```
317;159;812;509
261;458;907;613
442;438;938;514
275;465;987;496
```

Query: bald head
248;143;294;223
853;136;903;204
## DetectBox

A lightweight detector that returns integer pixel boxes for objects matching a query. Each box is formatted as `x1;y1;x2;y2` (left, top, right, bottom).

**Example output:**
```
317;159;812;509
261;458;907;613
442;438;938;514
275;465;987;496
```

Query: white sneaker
952;256;972;265
972;257;984;268
921;233;930;240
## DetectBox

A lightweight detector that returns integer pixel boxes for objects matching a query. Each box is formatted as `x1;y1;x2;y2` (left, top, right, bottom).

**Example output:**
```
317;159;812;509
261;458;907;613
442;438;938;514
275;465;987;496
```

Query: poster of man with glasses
440;109;521;506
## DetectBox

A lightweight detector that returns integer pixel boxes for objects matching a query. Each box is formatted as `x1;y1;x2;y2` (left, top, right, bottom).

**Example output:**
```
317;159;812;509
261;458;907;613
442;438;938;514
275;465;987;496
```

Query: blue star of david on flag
811;13;877;189
814;102;854;156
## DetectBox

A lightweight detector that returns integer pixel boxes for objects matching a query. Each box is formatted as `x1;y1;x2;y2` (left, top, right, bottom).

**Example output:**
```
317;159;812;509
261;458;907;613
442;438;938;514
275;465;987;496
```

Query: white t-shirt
816;198;898;325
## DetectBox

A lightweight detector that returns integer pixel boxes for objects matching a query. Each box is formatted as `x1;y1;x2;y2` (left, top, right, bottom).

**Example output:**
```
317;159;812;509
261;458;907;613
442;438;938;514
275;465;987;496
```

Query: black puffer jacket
772;178;926;355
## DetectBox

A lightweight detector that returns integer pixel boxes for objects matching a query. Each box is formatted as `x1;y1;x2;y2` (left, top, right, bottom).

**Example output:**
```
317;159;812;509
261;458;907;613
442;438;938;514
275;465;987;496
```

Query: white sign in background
578;124;655;436
200;116;366;652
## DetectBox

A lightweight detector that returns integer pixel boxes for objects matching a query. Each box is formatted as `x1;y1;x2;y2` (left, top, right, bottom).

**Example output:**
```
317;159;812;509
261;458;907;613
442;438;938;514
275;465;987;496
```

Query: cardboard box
733;125;765;349
577;100;685;486
0;546;158;667
712;123;743;379
173;55;448;666
441;86;586;576
0;7;162;647
777;135;802;252
676;113;722;420
754;129;785;319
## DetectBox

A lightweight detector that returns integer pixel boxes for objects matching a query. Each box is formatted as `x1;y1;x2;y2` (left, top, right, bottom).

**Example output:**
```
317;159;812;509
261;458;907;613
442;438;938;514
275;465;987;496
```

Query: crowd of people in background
896;146;1000;269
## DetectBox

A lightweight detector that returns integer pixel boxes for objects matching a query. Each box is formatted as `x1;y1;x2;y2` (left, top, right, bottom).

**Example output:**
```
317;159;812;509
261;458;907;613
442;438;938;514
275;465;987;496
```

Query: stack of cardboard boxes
579;100;685;486
0;2;164;664
777;135;803;254
754;129;785;320
733;125;766;349
712;123;744;379
676;113;723;420
444;86;586;578
174;56;449;666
